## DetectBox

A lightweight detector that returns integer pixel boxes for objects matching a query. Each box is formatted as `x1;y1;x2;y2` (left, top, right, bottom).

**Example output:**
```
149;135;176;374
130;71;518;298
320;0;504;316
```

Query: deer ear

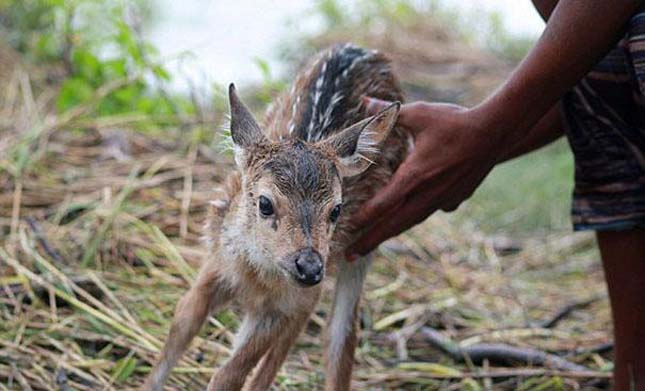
228;83;267;166
320;102;400;178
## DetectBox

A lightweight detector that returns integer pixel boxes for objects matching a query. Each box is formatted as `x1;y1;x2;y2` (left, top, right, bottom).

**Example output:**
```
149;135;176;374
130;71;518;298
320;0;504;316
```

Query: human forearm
472;0;641;144
497;104;564;163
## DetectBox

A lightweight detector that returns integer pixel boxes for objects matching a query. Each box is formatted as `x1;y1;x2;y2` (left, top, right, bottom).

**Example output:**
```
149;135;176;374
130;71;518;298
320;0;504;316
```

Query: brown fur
144;44;409;391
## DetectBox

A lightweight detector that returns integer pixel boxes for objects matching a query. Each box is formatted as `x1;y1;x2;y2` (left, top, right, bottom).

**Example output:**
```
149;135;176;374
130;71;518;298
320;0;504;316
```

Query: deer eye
330;204;342;223
258;196;274;217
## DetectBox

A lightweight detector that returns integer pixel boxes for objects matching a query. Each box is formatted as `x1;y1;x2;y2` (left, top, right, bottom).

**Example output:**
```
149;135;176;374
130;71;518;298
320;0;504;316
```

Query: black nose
294;248;323;286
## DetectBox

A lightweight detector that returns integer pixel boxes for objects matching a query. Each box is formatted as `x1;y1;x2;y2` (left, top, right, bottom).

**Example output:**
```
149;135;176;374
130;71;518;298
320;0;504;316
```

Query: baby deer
144;44;408;391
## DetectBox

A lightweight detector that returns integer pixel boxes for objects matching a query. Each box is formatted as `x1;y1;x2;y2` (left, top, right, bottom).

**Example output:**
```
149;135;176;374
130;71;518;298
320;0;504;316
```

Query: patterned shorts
561;12;645;231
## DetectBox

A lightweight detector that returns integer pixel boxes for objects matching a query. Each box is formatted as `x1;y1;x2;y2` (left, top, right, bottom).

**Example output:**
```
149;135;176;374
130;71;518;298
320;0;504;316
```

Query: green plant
314;0;422;30
253;57;286;105
485;11;536;62
0;0;68;61
0;0;191;126
452;139;574;233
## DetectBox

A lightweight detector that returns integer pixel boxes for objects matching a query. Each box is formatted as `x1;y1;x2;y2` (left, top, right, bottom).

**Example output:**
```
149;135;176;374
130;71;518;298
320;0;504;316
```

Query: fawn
144;44;409;391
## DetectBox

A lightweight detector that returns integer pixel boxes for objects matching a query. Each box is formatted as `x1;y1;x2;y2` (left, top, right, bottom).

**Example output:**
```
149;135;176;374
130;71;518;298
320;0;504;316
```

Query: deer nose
294;248;323;286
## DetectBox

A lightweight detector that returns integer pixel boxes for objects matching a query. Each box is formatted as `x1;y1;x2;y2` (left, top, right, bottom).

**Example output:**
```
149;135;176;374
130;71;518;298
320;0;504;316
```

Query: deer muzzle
291;247;323;286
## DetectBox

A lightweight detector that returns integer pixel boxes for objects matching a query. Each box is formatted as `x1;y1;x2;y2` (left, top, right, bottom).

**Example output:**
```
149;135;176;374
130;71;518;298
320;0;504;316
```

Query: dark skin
347;1;645;389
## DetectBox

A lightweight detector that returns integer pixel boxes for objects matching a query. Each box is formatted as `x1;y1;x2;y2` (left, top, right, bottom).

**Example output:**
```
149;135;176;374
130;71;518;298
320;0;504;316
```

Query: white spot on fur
308;60;328;139
318;92;344;139
288;95;301;135
301;45;382;142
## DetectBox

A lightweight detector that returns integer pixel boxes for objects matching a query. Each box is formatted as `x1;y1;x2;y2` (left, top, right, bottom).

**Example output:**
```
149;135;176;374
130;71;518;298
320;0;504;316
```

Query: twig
420;327;589;372
389;316;429;361
0;274;102;302
10;363;33;391
180;145;197;239
25;216;64;264
9;178;22;252
0;247;158;351
538;295;605;329
60;6;76;77
569;342;613;357
81;166;139;266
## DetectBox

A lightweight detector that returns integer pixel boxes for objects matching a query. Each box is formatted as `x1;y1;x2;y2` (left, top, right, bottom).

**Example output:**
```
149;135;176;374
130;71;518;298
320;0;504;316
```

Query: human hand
346;97;504;260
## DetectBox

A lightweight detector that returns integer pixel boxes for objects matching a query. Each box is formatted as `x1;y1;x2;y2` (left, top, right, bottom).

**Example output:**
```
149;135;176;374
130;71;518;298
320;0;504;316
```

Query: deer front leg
206;311;289;391
143;268;233;391
324;255;372;391
245;307;314;390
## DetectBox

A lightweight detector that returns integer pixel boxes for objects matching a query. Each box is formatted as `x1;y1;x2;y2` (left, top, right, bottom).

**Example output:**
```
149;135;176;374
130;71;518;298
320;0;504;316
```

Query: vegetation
452;140;574;234
0;0;200;127
310;0;536;61
0;1;609;390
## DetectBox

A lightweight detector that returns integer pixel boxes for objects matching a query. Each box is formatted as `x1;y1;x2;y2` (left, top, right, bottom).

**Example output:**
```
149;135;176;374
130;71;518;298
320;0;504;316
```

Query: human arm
497;104;564;162
346;0;642;259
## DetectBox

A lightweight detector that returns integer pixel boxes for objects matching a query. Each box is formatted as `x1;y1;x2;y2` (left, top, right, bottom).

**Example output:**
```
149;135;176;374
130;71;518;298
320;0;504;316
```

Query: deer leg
143;268;233;391
245;308;313;390
207;312;293;391
324;255;372;391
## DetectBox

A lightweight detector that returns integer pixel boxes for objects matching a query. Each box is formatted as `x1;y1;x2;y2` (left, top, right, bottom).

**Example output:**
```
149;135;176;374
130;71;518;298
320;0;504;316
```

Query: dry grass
0;17;613;391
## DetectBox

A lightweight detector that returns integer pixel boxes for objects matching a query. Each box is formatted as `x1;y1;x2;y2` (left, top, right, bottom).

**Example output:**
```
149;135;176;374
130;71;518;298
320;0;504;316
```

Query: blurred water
146;0;544;92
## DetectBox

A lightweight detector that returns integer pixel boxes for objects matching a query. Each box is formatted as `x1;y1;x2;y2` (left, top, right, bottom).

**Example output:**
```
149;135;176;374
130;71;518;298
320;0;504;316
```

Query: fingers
347;191;435;259
363;97;431;132
346;216;404;260
362;96;392;116
347;169;490;261
350;159;422;230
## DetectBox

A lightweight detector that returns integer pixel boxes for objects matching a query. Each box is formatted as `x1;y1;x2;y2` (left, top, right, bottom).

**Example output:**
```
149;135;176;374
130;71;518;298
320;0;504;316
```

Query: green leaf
461;378;483;391
151;64;171;81
253;57;272;81
115;21;144;66
103;59;128;79
135;97;156;113
57;78;95;112
112;352;137;383
317;0;345;28
72;49;102;83
397;362;463;376
112;84;140;104
34;34;61;60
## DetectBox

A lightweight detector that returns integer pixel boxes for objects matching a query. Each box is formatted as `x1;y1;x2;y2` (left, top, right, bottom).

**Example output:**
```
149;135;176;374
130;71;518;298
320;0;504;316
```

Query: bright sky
147;0;545;91
446;0;545;37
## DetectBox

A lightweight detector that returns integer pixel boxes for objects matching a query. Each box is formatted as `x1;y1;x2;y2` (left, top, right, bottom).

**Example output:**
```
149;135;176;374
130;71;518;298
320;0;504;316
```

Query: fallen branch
569;342;613;357
538;295;605;329
420;327;589;372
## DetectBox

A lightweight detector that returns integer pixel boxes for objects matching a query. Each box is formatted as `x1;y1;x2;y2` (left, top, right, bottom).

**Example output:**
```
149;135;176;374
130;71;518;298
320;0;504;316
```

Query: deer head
227;84;399;287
